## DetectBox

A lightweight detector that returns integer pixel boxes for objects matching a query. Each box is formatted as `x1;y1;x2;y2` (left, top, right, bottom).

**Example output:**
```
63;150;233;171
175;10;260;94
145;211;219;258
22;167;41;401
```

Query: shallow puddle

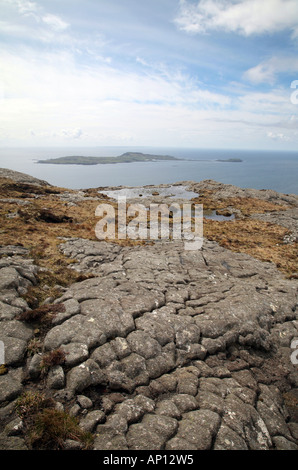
203;209;235;221
99;185;198;201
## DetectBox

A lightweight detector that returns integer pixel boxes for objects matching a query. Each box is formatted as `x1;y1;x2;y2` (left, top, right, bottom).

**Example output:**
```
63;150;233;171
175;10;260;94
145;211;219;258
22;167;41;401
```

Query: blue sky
1;0;298;149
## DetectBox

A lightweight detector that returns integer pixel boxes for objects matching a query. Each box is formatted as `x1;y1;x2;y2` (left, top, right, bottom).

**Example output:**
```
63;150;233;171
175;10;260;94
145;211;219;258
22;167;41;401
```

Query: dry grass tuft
40;348;66;372
15;391;93;449
17;304;66;324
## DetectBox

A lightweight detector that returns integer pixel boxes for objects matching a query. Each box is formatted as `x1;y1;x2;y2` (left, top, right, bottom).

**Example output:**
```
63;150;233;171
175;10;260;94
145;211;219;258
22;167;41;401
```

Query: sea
0;147;297;195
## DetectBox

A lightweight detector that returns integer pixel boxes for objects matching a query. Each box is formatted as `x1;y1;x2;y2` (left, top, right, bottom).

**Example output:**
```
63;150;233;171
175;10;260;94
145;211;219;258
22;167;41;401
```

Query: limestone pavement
0;172;297;450
0;236;297;450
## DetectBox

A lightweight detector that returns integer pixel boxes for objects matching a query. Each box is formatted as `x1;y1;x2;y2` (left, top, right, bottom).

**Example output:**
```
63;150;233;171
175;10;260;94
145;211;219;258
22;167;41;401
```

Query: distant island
37;153;243;166
216;158;243;162
37;152;181;165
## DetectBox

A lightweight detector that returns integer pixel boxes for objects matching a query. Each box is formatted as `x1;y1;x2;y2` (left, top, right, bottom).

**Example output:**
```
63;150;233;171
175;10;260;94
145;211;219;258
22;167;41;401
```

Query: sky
1;0;298;150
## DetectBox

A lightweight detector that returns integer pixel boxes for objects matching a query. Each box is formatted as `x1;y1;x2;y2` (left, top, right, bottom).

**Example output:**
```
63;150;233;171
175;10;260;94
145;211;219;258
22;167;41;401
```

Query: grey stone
0;368;23;403
77;395;93;409
172;394;198;413
176;370;199;396
171;409;220;450
126;415;178;450
115;400;144;424
120;353;149;387
126;330;162;359
0;433;28;450
145;344;176;379
155;399;181;419
28;353;43;379
196;390;225;415
272;436;298;450
44;315;107;351
1;336;27;366
63;439;84;450
0;319;33;341
4;417;23;436
213;424;249;450
66;359;106;393
93;433;128;450
62;342;89;367
52;298;81;325
79;410;105;432
0;301;22;320
222;394;272;450
256;400;293;442
111;337;131;359
148;373;178;396
133;395;155;414
69;404;81;417
0;267;20;290
91;343;117;368
47;365;65;389
166;437;197;450
288;423;298;441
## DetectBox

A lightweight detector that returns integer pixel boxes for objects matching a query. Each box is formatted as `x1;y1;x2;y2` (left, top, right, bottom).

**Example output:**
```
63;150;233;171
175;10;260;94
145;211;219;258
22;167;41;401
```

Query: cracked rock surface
0;172;297;451
0;246;36;412
34;237;298;450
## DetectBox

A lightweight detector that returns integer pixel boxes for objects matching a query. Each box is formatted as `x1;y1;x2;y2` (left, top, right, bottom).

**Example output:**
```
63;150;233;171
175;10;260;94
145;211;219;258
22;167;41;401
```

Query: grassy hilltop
38;152;181;165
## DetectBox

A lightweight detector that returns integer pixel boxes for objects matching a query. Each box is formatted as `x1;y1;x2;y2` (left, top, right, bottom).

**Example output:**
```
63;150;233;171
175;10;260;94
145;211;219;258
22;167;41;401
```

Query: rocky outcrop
53;238;297;450
0;172;297;450
1;236;295;450
0;246;37;410
0;168;50;186
187;179;298;206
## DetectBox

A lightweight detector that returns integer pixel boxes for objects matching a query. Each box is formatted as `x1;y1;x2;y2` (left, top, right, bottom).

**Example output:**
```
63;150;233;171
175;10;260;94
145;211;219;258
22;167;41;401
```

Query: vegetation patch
192;191;290;215
17;305;66;343
15;391;93;450
17;304;65;324
40;348;67;374
203;218;297;278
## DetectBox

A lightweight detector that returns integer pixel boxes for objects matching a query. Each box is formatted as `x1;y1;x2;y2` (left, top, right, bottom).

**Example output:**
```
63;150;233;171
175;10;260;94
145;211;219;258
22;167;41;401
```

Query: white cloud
0;49;230;115
1;1;298;149
244;56;298;84
267;131;290;141
0;46;296;148
0;48;235;146
4;0;69;33
244;62;276;85
175;0;298;37
6;0;38;15
60;128;83;139
42;14;69;32
237;89;293;115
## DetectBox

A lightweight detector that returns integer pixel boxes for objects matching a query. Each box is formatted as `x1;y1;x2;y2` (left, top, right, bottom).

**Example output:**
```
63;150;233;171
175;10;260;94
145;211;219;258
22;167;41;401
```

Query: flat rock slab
39;236;298;450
